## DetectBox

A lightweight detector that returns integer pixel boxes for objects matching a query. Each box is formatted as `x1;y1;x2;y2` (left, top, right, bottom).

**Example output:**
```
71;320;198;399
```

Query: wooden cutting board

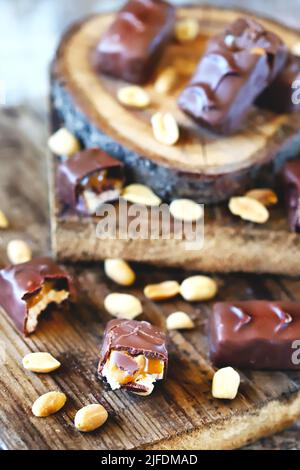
1;107;300;450
50;6;300;275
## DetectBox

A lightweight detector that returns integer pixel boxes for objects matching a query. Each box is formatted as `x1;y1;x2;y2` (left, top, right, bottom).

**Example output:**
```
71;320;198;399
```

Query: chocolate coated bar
0;257;74;335
282;159;300;232
209;301;300;370
92;0;176;84
98;319;168;394
57;148;124;215
178;17;287;134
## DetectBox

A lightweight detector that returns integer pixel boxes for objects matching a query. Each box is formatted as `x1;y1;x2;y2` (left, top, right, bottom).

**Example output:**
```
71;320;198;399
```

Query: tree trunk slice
51;6;300;204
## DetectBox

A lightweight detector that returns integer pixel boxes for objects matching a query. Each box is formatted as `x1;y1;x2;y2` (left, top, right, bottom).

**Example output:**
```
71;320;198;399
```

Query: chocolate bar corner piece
57;148;124;215
209;301;300;370
92;0;176;84
178;16;287;134
0;257;74;335
257;53;300;113
98;319;168;395
282;159;300;232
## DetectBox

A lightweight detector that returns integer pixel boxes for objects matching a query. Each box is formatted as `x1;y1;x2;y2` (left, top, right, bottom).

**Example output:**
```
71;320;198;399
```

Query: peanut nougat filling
78;169;123;214
102;350;164;393
25;280;69;333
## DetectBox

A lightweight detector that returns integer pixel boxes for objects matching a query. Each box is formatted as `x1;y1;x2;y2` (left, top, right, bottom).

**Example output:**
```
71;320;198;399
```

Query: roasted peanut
0;210;9;229
32;391;67;417
169;199;203;222
212;367;240;400
7;239;32;264
104;293;143;319
74;404;108;432
175;18;200;42
151;112;179;146
166;311;194;330
291;42;300;56
122;184;162;206
104;259;136;286
180;275;218;301
22;352;61;373
48;128;80;157
144;280;180;301
154;67;177;94
117;86;150;108
229;196;269;224
245;188;278;206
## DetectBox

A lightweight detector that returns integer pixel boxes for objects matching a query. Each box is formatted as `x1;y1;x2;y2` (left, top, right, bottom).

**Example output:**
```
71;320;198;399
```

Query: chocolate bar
178;17;287;134
57;148;124;215
92;0;176;84
98;319;168;395
0;257;74;335
257;53;300;113
282;159;300;232
209;301;300;370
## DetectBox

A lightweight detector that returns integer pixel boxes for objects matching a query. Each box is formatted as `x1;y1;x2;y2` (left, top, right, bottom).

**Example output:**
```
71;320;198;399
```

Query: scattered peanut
229;196;269;224
151;112;179;146
0;210;9;229
166;311;194;330
48;128;80;157
169;199;203;222
104;259;136;286
122;183;162;206
22;352;61;373
74;404;108;432
291;42;300;56
175;18;200;42
180;275;218;302
212;367;240;400
144;280;180;301
154;67;177;94
32;391;67;417
104;293;143;320
117;86;150;108
245;188;278;206
7;239;32;264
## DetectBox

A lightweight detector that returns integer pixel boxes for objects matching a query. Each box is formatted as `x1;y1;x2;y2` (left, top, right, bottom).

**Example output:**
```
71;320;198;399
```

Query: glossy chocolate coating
209;301;300;370
257;53;300;113
282;159;300;232
98;319;168;392
57;148;124;214
0;257;74;335
92;0;176;84
178;17;287;134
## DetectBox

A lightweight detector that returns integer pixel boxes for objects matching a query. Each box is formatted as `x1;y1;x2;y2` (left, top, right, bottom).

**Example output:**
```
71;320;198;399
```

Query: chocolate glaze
257;53;300;113
178;17;287;134
0;257;74;335
282;159;300;232
57;148;124;214
209;301;300;370
98;319;168;392
92;0;176;84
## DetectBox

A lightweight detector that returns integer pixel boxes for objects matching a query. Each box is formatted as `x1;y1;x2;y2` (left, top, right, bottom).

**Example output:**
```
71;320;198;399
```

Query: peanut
144;280;180;301
32;391;66;417
0;210;9;229
212;367;240;400
166;311;194;330
117;86;150;108
154;67;177;94
22;352;61;373
291;42;300;56
245;188;278;206
7;239;32;264
151;112;179;146
104;293;143;319
74;404;108;432
175;18;200;42
180;275;218;302
229;196;269;224
169;199;203;222
104;259;136;286
122;183;162;206
48;128;80;157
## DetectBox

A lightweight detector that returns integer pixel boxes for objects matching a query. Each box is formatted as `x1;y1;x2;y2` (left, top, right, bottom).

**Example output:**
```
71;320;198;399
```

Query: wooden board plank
1;107;300;450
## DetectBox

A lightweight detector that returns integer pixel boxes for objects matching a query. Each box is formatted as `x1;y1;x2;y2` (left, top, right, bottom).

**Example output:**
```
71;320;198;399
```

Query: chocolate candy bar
282;159;300;232
209;301;300;370
98;319;168;395
257;53;300;113
92;0;176;84
57;148;124;215
0;257;74;335
178;17;287;134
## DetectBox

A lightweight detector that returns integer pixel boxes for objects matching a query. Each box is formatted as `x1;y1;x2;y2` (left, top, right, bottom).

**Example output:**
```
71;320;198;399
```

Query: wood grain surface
1;108;300;450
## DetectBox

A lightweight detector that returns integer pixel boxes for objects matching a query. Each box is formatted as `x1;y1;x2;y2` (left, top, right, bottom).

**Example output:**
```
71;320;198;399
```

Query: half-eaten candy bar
0;257;74;335
209;301;300;370
57;148;124;215
92;0;176;84
178;17;287;134
282;159;300;232
98;319;168;395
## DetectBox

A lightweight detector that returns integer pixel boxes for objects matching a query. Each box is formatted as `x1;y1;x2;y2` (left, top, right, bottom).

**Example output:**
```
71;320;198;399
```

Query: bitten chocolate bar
282;159;300;232
57;148;124;215
178;17;287;134
0;257;74;335
98;319;168;395
257;53;300;113
92;0;176;84
209;301;300;370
